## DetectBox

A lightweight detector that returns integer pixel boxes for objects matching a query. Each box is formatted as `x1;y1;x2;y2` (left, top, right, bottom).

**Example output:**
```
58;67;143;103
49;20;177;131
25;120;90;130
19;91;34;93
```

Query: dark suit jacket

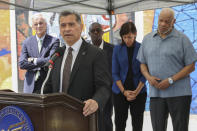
103;41;114;75
112;41;146;94
19;34;59;93
43;40;111;109
102;41;114;131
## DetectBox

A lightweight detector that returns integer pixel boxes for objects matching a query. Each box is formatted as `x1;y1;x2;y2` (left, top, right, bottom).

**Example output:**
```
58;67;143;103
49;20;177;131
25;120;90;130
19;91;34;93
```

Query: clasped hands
148;76;170;90
123;89;139;101
28;57;35;63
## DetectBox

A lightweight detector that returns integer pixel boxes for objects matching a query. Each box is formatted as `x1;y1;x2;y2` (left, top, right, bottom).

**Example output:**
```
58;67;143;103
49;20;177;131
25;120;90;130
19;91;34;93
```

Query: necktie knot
68;47;73;53
39;39;42;45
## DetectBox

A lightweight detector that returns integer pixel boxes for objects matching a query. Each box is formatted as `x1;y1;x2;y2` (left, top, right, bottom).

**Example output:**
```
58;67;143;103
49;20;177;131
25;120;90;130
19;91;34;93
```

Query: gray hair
32;13;47;24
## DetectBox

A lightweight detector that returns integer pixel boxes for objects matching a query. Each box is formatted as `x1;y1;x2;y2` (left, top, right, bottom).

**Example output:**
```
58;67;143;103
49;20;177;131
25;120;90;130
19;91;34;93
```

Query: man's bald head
89;22;104;47
159;8;175;21
89;22;102;32
158;8;176;36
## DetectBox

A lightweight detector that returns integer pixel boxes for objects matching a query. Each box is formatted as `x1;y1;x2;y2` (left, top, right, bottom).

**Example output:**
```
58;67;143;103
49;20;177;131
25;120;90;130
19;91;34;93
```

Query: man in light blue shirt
137;8;197;131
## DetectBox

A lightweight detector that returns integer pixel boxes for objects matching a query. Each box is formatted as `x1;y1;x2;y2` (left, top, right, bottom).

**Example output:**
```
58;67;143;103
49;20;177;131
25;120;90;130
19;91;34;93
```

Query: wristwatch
168;77;174;84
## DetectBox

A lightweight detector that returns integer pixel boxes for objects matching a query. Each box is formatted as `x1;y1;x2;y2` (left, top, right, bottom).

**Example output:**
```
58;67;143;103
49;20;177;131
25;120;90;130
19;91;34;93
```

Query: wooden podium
0;92;98;131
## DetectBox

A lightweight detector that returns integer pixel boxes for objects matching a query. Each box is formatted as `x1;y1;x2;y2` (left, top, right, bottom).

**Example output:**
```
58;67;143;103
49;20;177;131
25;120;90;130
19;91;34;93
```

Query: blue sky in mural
147;3;197;114
0;49;11;57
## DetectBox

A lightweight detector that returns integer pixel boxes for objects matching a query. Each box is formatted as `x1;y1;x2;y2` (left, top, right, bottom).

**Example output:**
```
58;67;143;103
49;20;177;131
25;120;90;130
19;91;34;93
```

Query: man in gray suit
43;11;111;131
19;13;59;93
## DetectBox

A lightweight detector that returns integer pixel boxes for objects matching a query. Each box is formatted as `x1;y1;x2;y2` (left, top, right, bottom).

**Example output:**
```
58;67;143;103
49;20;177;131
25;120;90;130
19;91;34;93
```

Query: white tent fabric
0;0;196;14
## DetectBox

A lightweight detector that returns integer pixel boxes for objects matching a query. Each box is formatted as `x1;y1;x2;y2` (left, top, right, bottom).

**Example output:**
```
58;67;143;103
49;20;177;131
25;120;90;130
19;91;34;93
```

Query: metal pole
109;14;114;44
108;0;114;44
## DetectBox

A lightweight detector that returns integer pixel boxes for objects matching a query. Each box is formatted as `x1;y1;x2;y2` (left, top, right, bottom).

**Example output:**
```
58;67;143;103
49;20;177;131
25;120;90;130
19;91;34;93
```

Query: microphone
47;52;60;66
45;47;64;67
41;47;65;94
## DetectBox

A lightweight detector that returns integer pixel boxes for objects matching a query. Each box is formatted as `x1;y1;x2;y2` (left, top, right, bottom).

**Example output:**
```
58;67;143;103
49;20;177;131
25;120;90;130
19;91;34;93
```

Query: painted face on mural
59;14;83;46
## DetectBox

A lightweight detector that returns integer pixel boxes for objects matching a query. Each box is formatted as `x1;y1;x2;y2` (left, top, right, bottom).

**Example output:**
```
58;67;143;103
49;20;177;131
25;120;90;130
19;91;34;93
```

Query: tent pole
30;0;34;8
109;13;114;44
108;0;114;44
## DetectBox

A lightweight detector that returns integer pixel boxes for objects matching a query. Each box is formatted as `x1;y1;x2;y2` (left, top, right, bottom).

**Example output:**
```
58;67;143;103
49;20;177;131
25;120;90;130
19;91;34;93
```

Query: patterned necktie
62;47;73;93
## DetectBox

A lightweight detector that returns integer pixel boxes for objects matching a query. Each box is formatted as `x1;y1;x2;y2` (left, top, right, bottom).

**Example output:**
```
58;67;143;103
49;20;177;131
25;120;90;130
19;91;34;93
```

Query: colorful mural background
16;10;32;92
0;10;12;90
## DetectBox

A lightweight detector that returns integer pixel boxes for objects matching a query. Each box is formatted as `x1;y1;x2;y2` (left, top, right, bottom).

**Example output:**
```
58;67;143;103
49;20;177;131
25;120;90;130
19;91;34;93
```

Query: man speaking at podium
42;10;111;131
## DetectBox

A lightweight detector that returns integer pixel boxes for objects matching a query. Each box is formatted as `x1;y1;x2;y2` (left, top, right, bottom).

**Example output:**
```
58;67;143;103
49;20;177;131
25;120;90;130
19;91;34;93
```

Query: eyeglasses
90;28;102;33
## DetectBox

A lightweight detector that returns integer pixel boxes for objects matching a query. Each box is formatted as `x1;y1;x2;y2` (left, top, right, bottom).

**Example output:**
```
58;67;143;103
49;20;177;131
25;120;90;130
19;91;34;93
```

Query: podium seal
0;106;34;131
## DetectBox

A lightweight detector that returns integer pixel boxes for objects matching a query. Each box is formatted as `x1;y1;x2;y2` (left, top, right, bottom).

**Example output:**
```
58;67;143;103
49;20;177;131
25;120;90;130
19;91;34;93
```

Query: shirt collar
91;40;104;49
99;40;104;49
65;38;82;52
152;30;158;37
153;28;178;38
36;34;46;42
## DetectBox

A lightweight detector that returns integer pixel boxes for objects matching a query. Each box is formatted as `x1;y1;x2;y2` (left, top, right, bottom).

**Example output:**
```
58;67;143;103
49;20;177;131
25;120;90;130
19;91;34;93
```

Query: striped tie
62;47;73;93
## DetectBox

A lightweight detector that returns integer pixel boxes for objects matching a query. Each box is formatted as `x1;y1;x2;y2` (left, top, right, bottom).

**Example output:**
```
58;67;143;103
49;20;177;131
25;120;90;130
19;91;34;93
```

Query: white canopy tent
0;0;196;14
1;0;196;41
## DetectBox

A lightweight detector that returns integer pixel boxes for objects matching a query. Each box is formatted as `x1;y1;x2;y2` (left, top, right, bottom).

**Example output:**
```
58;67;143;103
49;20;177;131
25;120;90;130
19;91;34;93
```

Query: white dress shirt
91;40;104;49
34;34;46;65
60;38;82;92
99;40;104;49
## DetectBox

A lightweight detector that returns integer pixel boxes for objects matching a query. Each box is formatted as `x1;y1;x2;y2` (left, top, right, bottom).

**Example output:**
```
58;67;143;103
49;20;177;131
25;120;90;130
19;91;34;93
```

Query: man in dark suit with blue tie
42;11;111;131
89;22;114;131
19;13;59;93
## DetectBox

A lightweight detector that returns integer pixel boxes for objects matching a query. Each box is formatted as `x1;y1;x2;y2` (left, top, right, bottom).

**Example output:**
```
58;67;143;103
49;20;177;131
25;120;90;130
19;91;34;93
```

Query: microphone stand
41;65;53;94
40;47;64;94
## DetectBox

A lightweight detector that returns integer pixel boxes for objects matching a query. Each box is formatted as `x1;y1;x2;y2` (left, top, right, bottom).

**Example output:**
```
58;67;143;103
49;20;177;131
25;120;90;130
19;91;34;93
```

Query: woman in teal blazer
112;22;147;131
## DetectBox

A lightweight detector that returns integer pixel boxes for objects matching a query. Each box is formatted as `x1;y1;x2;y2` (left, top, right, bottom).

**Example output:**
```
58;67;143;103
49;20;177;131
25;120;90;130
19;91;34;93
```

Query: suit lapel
69;41;87;86
54;46;66;91
31;36;39;57
103;42;107;50
40;34;49;57
103;42;110;52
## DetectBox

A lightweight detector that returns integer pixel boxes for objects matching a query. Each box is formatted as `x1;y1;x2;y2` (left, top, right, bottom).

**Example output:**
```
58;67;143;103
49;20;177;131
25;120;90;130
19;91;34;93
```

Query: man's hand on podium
83;99;98;117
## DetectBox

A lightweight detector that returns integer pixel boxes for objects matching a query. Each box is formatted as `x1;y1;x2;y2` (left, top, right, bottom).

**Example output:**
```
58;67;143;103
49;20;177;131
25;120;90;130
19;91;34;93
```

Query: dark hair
59;10;81;24
119;22;137;38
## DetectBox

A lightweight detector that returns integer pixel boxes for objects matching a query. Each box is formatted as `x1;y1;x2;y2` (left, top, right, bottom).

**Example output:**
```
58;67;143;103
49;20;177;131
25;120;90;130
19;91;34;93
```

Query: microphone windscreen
44;47;65;67
55;47;65;56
